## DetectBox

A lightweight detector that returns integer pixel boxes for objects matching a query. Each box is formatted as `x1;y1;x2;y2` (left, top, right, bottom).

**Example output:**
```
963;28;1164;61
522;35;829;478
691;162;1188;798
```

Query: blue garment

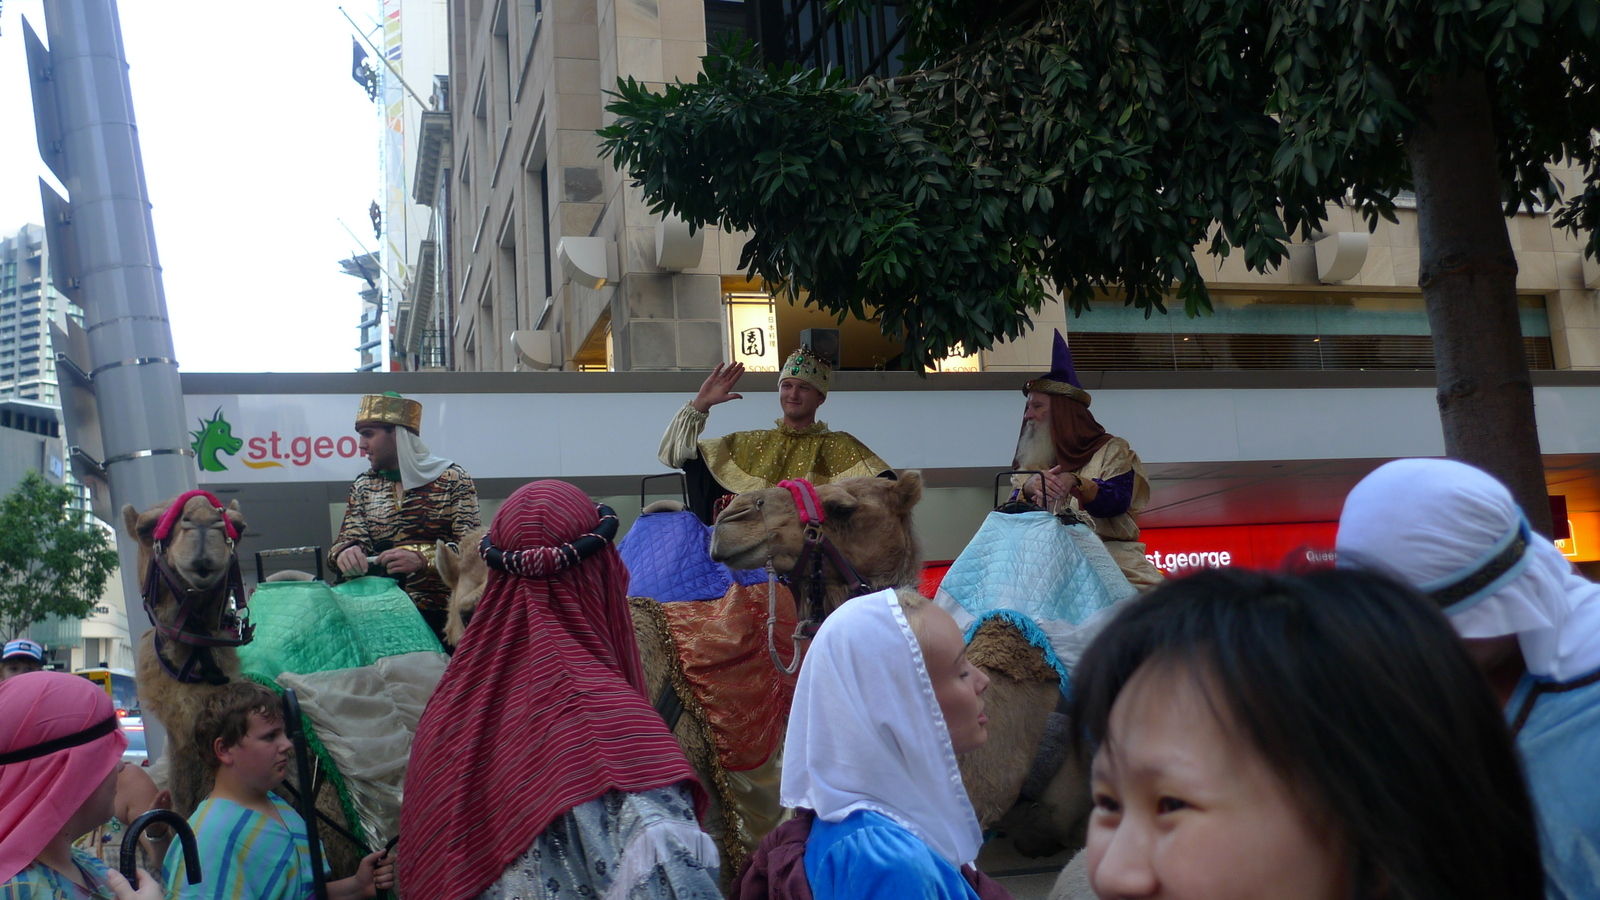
1507;667;1600;900
804;811;978;900
1081;470;1135;520
164;796;312;900
1;850;114;900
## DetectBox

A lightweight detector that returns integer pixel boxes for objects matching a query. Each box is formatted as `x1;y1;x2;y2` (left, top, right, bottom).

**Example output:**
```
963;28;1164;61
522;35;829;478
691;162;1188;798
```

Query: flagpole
339;5;428;107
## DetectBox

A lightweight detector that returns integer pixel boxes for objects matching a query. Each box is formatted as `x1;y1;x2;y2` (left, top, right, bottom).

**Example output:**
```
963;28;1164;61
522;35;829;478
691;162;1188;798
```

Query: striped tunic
163;797;311;900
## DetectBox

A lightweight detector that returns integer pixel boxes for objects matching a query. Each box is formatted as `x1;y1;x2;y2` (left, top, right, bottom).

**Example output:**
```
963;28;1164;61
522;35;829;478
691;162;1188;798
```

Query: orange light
1556;513;1600;562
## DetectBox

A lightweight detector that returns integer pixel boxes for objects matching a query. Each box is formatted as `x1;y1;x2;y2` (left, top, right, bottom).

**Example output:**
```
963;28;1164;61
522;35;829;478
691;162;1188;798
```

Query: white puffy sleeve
657;402;710;468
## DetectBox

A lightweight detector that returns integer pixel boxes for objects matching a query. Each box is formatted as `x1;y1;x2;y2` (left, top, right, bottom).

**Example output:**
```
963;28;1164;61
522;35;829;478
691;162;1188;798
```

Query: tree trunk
1406;70;1552;537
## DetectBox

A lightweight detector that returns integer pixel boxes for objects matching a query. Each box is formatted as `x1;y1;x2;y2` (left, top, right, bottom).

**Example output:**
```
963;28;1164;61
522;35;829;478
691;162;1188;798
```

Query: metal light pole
26;0;197;760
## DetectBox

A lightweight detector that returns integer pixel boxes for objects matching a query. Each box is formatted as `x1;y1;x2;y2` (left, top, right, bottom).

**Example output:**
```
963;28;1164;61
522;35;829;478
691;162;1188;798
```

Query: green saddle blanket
239;576;443;682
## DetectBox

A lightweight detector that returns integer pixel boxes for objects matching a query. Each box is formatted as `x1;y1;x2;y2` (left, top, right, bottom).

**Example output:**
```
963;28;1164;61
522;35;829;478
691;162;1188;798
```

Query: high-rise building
0;224;64;404
349;0;451;372
341;252;385;372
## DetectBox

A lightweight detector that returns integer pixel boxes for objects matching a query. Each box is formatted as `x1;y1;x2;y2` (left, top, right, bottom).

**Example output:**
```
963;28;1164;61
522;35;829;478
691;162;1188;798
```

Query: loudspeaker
799;328;841;369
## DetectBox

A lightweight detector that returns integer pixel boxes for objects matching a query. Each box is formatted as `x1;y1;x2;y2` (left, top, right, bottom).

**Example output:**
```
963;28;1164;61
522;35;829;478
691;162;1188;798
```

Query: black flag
352;39;377;101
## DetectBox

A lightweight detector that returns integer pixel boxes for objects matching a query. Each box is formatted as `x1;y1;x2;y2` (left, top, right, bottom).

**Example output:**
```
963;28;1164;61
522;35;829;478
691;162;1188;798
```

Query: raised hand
690;362;746;414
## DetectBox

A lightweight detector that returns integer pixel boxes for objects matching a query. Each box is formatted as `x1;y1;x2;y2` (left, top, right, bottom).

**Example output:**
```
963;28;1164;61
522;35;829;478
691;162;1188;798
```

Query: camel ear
122;504;142;541
888;470;923;514
224;505;247;538
124;502;165;545
437;540;460;589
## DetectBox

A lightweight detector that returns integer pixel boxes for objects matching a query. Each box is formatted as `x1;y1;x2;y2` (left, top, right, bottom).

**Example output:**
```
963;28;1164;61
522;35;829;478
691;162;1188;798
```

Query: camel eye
755;498;764;509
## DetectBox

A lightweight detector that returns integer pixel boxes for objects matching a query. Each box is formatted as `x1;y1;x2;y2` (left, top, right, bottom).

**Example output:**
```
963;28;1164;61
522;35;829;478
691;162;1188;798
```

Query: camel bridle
141;490;255;685
757;479;873;675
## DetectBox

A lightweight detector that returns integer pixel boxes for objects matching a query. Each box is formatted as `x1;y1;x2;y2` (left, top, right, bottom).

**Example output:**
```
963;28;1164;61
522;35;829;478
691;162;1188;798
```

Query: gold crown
356;392;423;432
779;348;832;396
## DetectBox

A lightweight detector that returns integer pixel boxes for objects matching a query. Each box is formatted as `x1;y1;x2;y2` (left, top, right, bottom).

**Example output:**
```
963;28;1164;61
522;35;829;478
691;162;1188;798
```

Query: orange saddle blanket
660;582;799;771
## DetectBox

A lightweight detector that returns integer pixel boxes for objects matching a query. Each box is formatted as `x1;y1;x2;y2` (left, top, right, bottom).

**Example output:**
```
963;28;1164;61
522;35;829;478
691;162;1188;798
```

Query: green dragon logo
190;408;244;473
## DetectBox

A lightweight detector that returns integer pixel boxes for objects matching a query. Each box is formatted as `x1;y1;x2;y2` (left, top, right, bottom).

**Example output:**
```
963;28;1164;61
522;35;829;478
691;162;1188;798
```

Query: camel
127;493;364;879
125;493;248;818
443;472;1092;864
709;473;924;618
711;473;1091;858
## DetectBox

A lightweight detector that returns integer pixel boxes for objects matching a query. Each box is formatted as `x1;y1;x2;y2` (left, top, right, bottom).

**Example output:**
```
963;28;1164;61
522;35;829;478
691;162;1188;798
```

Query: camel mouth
176;564;228;591
711;542;769;570
708;525;769;569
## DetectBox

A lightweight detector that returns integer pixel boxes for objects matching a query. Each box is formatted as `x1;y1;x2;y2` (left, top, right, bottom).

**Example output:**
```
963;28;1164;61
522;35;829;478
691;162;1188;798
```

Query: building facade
430;0;1600;377
0;224;65;403
0;399;133;672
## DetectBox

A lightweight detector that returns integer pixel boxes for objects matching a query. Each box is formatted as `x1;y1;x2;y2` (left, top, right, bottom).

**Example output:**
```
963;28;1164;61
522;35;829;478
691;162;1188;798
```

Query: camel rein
141;491;255;685
763;479;873;675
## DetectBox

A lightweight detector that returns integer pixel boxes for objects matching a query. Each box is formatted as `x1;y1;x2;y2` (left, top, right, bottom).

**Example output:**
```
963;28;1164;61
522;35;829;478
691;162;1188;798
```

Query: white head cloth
396;427;453;492
779;588;984;868
1337;458;1600;681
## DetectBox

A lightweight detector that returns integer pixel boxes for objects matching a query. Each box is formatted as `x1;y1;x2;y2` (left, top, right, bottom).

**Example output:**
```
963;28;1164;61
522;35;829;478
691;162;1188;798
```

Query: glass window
1065;290;1554;371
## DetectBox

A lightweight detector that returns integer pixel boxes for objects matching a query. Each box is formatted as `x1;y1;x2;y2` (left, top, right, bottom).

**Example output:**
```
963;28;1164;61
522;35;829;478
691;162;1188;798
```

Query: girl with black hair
1071;568;1543;900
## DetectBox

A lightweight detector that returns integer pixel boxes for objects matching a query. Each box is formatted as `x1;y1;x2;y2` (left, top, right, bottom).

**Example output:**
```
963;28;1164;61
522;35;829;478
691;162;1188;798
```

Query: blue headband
1418;516;1533;617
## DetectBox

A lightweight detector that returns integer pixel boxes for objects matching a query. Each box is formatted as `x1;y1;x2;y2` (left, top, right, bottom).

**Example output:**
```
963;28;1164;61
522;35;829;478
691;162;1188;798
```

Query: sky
0;0;385;372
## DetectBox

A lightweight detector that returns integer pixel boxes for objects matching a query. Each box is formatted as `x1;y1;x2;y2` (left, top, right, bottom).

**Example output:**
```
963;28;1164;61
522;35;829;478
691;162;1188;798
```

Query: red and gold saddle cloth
660;581;799;771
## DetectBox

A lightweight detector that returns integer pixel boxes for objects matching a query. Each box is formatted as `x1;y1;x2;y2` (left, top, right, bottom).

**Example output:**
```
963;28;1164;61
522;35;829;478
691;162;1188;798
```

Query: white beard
1012;419;1057;472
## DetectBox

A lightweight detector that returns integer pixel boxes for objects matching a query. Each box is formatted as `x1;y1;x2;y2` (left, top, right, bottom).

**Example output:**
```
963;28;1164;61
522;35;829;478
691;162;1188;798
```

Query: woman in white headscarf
1336;458;1600;900
733;587;1005;900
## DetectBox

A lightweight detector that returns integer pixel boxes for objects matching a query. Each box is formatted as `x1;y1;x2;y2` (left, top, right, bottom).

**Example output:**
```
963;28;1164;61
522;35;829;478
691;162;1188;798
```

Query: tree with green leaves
600;0;1600;535
0;471;120;642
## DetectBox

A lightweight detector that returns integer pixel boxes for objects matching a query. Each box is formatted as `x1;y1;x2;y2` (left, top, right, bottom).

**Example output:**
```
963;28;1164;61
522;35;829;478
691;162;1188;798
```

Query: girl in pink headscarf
0;671;160;900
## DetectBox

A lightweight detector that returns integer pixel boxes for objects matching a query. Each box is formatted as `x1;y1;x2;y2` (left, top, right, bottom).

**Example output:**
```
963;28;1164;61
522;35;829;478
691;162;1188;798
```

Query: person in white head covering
1336;457;1600;899
330;392;482;644
774;588;1002;900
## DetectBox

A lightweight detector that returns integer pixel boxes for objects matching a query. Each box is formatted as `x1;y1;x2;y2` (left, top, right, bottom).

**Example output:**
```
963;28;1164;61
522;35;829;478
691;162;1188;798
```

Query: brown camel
125;494;248;818
127;494;363;878
711;473;1091;857
709;473;924;617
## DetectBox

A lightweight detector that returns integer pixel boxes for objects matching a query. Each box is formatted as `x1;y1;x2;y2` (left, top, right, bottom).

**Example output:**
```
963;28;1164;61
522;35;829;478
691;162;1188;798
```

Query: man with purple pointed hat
1012;331;1162;586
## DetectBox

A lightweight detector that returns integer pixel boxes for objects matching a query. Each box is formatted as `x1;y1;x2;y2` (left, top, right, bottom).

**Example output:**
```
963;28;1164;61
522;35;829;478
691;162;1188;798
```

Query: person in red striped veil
398;480;719;900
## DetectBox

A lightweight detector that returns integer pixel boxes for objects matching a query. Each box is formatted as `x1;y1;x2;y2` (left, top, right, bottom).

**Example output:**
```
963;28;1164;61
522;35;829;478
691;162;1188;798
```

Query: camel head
710;471;924;615
123;493;246;596
440;528;488;646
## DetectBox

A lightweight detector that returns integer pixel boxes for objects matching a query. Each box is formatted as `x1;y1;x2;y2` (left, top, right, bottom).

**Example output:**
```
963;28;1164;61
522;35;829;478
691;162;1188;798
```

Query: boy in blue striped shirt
164;683;392;900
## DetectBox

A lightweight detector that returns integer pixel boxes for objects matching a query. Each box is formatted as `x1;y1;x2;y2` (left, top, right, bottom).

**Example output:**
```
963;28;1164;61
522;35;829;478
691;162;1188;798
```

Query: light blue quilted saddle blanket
936;511;1138;672
238;576;444;683
619;510;764;603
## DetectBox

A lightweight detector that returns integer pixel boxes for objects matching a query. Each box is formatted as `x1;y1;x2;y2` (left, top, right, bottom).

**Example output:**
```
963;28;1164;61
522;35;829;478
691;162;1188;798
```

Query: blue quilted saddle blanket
935;511;1138;672
619;510;766;602
239;576;444;683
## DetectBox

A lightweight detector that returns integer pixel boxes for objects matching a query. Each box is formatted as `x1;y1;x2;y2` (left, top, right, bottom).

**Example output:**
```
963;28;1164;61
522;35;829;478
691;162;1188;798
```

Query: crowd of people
2;342;1597;900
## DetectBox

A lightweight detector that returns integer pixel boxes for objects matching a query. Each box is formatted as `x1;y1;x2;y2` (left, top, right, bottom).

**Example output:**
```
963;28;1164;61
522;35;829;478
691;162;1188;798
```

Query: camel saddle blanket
661;581;799;771
238;576;444;682
936;510;1137;675
619;509;766;603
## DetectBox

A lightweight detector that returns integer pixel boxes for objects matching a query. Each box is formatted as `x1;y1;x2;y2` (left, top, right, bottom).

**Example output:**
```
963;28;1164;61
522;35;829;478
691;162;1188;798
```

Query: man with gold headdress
658;349;892;523
330;392;482;642
1013;331;1163;587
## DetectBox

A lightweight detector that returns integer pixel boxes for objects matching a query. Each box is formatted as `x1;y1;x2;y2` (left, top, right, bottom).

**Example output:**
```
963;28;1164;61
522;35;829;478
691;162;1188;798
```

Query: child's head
898;590;990;755
0;671;128;881
194;682;291;790
1071;568;1543;900
780;588;988;867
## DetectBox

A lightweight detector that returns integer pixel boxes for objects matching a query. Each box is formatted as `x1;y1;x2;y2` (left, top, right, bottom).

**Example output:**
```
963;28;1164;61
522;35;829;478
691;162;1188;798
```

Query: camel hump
967;617;1060;684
